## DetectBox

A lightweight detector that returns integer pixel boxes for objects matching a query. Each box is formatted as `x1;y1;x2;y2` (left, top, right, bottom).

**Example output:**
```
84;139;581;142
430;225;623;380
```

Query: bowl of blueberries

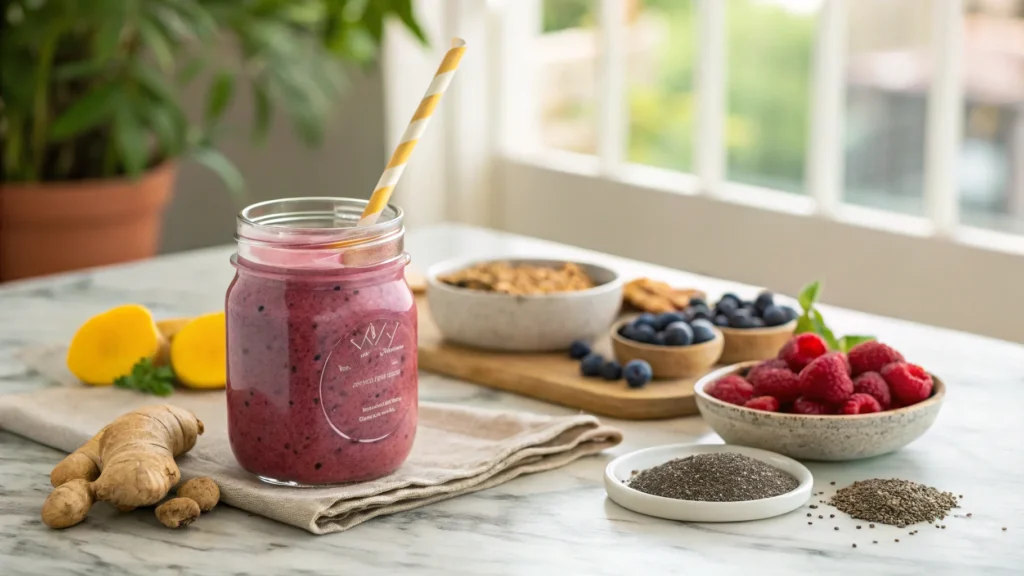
710;291;799;365
610;310;724;379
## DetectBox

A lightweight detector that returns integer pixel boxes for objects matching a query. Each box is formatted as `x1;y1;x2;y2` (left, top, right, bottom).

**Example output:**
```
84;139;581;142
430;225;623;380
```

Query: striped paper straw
358;38;467;227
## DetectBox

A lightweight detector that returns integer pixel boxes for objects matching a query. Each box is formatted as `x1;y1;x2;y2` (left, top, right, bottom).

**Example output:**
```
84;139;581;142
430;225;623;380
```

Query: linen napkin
1;345;622;534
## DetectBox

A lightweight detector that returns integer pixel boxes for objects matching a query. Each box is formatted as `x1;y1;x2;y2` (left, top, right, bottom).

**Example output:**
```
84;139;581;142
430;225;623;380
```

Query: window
383;0;1024;342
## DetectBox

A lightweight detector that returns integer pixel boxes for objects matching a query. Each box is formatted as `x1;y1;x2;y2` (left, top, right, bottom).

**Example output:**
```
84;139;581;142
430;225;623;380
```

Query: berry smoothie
225;197;417;485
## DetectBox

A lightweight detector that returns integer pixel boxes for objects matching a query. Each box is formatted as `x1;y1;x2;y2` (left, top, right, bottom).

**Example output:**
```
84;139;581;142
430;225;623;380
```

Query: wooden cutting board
416;296;712;420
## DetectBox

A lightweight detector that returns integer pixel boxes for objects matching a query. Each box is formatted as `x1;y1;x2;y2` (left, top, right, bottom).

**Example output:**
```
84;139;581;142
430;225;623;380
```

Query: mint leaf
797;281;821;312
113;358;175;396
794;313;815;335
810;309;840;350
838;335;875;353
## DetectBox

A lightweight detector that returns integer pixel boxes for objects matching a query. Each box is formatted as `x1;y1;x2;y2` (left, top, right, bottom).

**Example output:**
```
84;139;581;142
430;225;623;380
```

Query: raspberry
839;393;883;415
747;358;790;382
705;374;754;406
778;333;828;372
800;352;853;404
750;367;804;403
852;371;892;409
793;396;831;415
744;396;780;412
881;362;933;406
847;341;905;376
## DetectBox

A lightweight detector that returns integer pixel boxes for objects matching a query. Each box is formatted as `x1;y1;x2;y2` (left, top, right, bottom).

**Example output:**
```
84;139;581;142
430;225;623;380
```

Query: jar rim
238;196;402;235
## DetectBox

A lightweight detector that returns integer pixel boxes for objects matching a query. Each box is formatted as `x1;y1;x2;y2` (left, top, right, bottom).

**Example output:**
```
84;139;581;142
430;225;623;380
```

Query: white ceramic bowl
694;362;946;461
426;256;623;352
604;443;813;522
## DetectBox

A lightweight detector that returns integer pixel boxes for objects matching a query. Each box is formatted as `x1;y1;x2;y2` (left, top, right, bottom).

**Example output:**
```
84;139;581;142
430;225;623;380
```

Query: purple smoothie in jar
226;198;417;485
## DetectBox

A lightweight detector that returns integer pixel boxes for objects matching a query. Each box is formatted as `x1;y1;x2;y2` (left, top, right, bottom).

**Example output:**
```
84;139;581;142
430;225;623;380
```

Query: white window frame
383;0;1024;344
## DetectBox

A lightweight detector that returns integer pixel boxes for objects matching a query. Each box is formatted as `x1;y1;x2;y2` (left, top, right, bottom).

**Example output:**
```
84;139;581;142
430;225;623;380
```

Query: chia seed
830;479;959;527
628;452;798;502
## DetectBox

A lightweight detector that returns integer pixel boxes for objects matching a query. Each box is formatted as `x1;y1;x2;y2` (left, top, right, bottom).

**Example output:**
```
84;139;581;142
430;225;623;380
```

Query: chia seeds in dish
829;478;959;526
628;452;799;502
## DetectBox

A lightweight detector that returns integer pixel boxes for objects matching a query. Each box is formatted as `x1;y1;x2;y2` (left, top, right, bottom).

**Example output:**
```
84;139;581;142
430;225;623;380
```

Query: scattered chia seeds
829;479;959;526
628;452;798;502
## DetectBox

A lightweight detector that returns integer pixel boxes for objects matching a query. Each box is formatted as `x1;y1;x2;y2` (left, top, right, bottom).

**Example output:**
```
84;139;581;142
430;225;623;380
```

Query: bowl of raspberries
693;334;945;461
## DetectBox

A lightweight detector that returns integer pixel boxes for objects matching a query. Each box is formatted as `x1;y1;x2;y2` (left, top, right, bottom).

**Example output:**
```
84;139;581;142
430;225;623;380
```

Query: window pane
626;0;697;172
539;0;599;154
958;4;1024;236
726;0;817;193
844;0;933;215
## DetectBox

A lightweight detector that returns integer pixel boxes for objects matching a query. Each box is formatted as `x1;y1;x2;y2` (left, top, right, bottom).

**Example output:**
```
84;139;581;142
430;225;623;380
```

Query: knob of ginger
42;405;204;529
155;497;201;528
177;477;220;512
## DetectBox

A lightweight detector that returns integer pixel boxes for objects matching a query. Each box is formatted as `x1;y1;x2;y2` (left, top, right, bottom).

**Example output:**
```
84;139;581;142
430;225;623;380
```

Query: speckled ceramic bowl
426;257;623;352
694;362;946;461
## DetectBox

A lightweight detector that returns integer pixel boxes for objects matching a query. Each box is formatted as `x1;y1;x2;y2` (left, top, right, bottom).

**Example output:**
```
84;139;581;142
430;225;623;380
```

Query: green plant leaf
49;84;120;140
148;104;184;157
251;81;272;143
138;16;175;73
204;71;236;127
392;0;428;45
177;58;206;85
114;106;149;177
190;146;244;193
53;59;113;81
797;281;821;312
94;3;127;61
838;335;875;353
794;313;814;335
114;358;175;396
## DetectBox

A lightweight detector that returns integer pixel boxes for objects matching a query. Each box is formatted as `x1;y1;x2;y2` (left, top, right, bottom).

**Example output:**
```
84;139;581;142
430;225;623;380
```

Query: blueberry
754;291;775;314
600;360;623;380
719;293;741;307
633;313;658;329
580;353;605;377
762;305;789;327
630;324;656;343
654;312;687;331
663;322;694;346
729;314;760;329
750;317;766;328
569;340;592;359
623;360;653;388
691;321;716;344
687;304;713;322
741;300;756;309
618;323;638;340
716;298;739;317
688;297;707;309
651;332;667;346
781;306;799;321
712;314;729;327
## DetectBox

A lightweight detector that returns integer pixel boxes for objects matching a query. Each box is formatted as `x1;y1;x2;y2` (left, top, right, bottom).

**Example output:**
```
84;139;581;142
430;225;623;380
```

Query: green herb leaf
49;84;120;140
810;309;840;350
138;16;175;73
838;335;875;353
114;358;175;396
251;80;272;143
798;281;820;312
190;146;244;193
794;312;815;335
204;71;236;128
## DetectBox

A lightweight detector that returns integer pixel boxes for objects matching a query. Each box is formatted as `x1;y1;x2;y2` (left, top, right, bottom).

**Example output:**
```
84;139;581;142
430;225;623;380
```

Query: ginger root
155;497;200;528
41;479;95;529
66;304;167;386
42;405;204;529
169;312;227;389
177;477;220;512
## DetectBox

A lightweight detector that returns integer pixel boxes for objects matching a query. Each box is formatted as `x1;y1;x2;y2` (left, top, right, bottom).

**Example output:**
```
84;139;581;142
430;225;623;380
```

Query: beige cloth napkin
0;345;622;534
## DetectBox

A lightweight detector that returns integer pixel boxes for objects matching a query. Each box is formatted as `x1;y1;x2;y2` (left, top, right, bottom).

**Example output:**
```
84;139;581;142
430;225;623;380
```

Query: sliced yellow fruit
66;304;163;386
170;312;227;389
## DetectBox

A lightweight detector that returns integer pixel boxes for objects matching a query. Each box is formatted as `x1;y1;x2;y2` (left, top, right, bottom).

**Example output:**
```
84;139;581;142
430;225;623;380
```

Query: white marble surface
1;224;1023;576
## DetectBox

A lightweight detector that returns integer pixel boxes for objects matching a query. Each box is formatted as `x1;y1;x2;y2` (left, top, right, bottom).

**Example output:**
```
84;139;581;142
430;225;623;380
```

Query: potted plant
0;0;425;281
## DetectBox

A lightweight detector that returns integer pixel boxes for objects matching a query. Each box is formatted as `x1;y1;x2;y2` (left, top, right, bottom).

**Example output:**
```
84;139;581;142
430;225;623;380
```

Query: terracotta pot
0;163;176;282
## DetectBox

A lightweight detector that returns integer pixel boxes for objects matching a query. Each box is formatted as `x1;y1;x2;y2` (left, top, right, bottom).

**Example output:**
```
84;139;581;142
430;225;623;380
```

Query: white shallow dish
604;443;813;522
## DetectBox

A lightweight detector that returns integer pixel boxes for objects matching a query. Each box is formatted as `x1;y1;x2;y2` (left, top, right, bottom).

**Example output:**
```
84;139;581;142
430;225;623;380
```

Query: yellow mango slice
170;312;227;389
156;318;192;342
66;305;164;386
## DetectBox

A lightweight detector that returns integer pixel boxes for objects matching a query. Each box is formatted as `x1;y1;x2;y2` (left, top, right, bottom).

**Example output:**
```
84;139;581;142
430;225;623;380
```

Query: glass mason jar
225;198;417;486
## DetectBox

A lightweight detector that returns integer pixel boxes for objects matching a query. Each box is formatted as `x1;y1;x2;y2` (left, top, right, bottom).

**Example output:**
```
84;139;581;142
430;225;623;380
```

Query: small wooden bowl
718;320;797;365
610;320;724;379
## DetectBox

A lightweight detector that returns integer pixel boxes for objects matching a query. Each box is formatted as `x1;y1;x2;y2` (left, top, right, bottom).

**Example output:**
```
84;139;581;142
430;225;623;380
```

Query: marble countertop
1;224;1022;575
